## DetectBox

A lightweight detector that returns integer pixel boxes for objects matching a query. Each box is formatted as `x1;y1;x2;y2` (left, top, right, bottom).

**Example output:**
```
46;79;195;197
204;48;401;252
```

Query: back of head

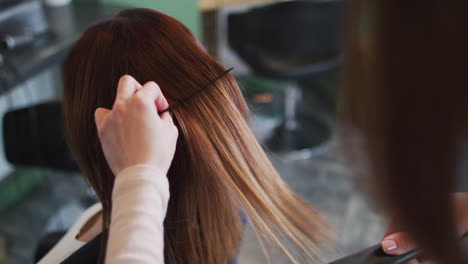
63;8;332;263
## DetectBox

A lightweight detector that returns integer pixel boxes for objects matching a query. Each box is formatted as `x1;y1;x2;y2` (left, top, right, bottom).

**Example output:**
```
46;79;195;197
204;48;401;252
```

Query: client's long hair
63;8;332;264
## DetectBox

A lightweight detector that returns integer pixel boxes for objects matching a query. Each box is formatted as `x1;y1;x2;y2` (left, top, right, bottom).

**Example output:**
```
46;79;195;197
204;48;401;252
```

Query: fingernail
382;240;397;252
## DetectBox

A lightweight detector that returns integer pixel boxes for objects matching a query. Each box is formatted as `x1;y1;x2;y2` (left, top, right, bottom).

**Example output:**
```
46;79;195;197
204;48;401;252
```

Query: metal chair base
265;113;332;160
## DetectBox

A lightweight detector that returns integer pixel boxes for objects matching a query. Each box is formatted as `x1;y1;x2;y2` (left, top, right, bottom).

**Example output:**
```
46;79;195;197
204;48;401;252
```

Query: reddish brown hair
63;8;332;264
341;1;468;263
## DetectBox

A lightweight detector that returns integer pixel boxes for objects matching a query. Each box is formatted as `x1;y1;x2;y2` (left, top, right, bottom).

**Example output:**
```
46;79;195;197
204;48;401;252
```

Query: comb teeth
159;67;234;114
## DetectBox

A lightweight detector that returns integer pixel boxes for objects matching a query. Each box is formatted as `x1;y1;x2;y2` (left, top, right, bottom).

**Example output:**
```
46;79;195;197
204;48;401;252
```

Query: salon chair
3;100;78;171
3;101;84;262
228;0;343;158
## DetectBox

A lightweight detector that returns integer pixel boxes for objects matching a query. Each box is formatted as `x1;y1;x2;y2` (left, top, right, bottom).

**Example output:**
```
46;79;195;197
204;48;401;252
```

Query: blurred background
0;0;388;263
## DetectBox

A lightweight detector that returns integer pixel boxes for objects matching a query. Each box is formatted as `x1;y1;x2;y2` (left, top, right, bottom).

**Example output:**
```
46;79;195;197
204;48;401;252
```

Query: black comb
159;67;234;114
329;232;468;264
329;245;421;264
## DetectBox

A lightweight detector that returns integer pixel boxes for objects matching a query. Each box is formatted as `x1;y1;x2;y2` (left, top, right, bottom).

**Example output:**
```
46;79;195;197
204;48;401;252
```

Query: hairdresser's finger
160;111;175;126
383;221;401;237
136;81;159;102
381;232;417;256
138;81;169;112
115;75;142;103
156;93;169;113
94;107;111;128
161;112;178;141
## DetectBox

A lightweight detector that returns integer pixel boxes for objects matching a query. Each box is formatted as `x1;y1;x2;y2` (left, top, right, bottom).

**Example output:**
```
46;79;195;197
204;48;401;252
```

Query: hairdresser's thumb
161;112;178;132
95;107;111;128
381;232;417;256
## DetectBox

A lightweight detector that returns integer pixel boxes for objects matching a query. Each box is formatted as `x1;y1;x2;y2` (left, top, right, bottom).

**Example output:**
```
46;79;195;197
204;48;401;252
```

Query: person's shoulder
60;233;102;264
37;203;102;264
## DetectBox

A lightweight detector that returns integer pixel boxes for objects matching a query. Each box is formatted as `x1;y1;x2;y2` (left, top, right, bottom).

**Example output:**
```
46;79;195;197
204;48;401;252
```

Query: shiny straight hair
63;8;332;264
341;1;468;263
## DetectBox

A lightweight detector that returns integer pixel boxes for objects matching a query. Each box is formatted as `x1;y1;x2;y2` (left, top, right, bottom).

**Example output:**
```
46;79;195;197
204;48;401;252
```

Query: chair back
228;0;344;79
3;101;78;171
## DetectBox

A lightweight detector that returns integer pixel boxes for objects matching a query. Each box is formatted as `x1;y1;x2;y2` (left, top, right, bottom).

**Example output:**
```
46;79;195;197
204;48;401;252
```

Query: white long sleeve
105;164;169;264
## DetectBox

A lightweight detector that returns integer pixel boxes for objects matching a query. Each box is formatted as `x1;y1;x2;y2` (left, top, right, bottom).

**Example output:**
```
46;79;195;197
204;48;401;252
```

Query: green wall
100;0;201;38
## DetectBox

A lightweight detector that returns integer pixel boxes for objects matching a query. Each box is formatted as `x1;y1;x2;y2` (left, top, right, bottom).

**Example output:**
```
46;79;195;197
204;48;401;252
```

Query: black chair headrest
3;100;79;171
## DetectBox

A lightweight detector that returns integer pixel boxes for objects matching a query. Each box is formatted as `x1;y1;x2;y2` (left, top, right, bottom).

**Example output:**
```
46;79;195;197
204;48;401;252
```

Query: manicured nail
382;240;397;252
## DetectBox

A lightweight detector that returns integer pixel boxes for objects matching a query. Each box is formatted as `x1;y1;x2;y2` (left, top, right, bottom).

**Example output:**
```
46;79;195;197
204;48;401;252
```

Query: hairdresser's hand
94;75;178;175
381;192;468;264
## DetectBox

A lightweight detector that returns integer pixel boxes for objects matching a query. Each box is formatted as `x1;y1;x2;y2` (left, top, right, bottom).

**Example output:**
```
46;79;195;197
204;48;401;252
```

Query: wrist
116;164;166;178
